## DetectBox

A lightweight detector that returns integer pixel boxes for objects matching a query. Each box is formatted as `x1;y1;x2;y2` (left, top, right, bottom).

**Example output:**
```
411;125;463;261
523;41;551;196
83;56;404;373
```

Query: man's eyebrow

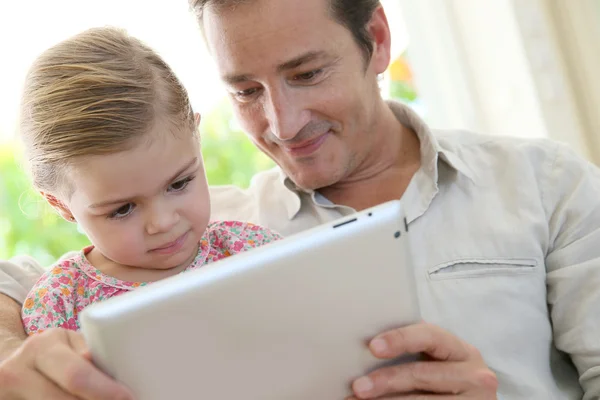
223;73;255;85
276;51;329;72
88;157;199;209
222;51;329;84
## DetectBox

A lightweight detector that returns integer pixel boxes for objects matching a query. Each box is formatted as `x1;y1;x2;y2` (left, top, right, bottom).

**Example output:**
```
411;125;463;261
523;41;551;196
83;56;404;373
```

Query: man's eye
235;87;260;99
108;203;135;220
293;69;323;82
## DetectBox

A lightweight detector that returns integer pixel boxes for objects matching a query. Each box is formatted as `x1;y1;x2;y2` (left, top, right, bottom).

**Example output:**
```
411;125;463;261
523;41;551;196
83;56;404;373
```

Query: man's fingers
19;371;81;400
369;323;474;362
0;329;134;400
347;395;457;400
34;331;134;400
66;329;93;360
354;323;498;399
0;365;79;400
351;361;494;399
66;329;88;354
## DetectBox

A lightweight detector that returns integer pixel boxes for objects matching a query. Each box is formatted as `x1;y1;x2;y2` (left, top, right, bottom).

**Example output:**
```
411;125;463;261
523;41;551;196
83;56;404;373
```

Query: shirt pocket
428;258;538;281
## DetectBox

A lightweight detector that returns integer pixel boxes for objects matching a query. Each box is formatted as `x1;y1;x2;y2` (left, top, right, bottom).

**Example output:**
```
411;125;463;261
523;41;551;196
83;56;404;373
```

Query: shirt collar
271;168;300;220
387;101;475;182
278;100;474;220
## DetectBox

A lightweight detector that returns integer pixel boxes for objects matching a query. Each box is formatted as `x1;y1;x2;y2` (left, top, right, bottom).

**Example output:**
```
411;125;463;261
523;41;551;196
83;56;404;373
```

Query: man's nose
263;87;311;141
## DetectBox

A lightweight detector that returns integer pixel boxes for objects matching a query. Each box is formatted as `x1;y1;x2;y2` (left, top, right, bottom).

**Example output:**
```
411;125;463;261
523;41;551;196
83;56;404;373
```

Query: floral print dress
22;221;281;334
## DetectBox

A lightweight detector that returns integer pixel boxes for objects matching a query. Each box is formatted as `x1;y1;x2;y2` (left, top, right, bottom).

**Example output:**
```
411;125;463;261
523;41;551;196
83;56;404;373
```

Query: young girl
20;27;281;334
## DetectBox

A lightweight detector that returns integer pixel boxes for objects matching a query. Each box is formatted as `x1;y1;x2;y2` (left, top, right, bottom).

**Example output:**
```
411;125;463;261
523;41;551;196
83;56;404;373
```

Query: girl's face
56;118;210;271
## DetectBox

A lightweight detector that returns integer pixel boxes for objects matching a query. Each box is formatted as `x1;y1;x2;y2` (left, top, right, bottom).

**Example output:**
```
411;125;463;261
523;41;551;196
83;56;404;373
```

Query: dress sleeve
21;265;79;335
208;220;283;256
235;222;284;246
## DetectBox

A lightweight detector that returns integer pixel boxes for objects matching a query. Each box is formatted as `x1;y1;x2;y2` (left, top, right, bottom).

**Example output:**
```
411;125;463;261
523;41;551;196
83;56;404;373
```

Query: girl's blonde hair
19;27;195;197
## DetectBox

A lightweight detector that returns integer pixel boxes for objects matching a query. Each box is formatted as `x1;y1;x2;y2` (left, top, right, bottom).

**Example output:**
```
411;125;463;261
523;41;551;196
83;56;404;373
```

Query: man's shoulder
434;129;572;172
209;167;283;198
208;167;292;224
435;128;561;154
434;130;600;211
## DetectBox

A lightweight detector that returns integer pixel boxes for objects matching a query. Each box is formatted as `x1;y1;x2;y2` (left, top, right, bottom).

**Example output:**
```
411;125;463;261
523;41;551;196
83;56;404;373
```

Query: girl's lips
151;231;189;255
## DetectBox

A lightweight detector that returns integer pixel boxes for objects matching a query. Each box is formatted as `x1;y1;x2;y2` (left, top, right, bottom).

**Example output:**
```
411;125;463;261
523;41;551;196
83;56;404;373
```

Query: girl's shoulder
206;220;283;245
33;247;91;288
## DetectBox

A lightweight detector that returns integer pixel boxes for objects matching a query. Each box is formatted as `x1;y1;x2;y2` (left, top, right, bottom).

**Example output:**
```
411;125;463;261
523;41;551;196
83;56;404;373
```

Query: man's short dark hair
189;0;381;62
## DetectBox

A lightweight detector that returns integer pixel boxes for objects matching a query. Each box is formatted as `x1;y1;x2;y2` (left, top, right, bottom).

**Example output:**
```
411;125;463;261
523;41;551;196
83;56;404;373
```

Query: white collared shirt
3;102;599;399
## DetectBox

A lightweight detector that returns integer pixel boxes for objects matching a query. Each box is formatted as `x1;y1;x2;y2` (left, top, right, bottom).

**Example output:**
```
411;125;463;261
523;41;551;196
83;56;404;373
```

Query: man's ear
41;193;76;222
367;6;392;76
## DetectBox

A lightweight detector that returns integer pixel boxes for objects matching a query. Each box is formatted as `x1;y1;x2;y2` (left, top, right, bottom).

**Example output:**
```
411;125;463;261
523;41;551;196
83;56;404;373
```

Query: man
1;0;599;399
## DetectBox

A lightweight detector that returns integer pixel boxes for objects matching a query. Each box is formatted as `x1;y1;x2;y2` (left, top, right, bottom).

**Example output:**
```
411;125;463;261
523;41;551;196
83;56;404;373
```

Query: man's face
202;0;391;190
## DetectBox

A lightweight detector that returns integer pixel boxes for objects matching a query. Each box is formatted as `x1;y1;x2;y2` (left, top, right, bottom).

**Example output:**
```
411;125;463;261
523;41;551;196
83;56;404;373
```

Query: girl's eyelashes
108;203;135;220
106;175;196;221
168;175;195;193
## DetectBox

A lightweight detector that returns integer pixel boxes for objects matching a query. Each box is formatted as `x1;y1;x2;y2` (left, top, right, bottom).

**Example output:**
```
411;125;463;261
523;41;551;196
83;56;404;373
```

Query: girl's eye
105;176;195;220
108;203;135;220
169;176;195;192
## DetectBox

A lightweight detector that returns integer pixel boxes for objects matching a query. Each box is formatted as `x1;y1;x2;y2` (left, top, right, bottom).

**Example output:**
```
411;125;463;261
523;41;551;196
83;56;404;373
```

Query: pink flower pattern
22;221;281;334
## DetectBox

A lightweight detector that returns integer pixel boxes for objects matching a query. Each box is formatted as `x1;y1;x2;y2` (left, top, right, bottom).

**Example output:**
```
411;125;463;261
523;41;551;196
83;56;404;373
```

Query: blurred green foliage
0;99;274;267
201;99;275;187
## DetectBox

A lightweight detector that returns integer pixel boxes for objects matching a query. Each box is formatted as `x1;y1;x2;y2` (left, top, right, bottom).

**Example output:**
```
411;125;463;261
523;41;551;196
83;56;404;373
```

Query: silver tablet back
80;200;420;399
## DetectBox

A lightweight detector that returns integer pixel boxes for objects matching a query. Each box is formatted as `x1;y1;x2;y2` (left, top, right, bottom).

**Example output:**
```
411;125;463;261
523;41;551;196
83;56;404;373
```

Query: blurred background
1;0;599;265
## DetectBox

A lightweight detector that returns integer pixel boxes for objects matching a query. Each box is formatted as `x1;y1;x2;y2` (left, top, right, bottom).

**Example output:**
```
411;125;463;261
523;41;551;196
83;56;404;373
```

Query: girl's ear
194;112;201;128
41;192;76;222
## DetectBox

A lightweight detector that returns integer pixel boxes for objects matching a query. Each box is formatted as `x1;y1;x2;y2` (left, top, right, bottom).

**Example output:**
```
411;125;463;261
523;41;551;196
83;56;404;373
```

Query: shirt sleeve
21;266;78;335
0;255;46;305
543;143;600;399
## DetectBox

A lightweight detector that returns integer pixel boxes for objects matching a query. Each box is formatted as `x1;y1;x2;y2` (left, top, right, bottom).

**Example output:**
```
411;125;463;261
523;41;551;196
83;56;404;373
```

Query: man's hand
0;294;28;361
0;328;135;400
348;322;498;399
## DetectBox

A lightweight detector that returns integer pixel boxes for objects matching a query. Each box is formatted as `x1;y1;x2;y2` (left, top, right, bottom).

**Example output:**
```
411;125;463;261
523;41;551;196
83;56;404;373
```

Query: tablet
80;200;420;400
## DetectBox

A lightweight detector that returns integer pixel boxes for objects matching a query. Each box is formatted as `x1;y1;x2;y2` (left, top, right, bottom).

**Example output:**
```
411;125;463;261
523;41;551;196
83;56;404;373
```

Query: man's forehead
202;0;332;46
202;0;329;17
202;0;342;75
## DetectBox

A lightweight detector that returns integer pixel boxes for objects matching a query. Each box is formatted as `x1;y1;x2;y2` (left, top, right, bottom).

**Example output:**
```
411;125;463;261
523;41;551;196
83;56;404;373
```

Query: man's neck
319;104;421;211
